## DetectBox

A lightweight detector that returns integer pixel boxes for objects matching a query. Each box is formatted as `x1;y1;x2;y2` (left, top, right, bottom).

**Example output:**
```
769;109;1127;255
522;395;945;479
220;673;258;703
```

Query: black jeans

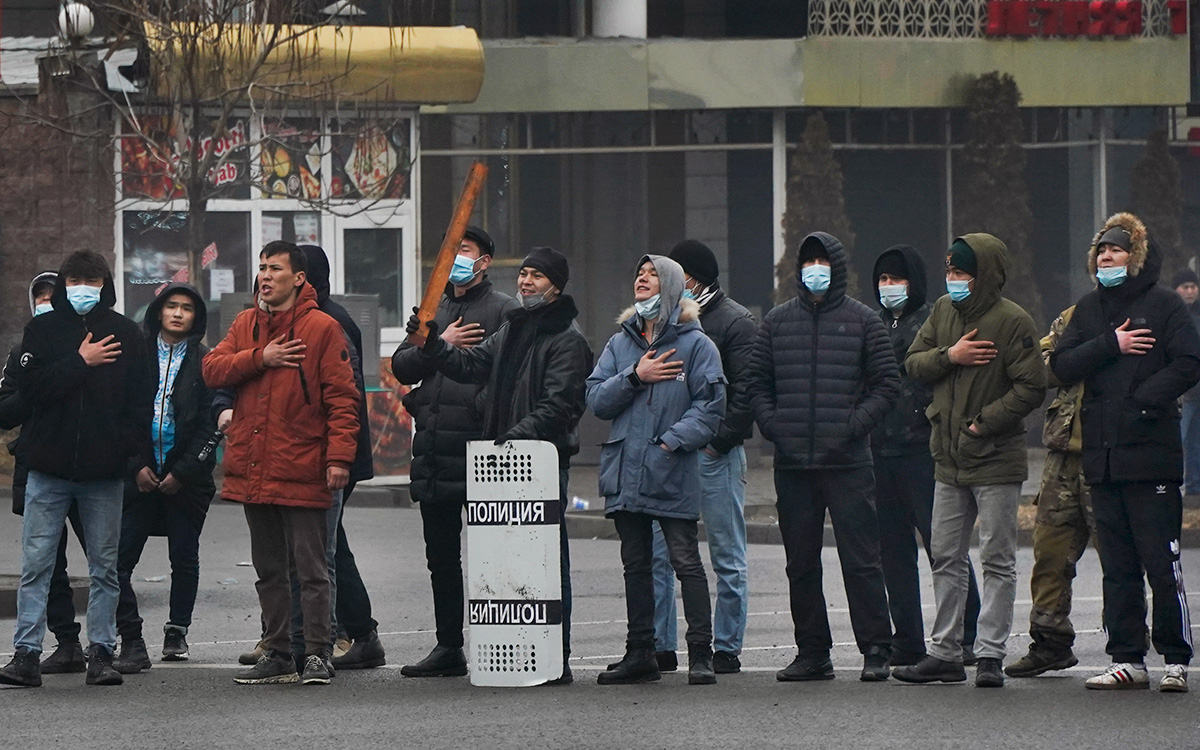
47;504;86;642
775;467;893;658
875;453;981;656
613;511;712;650
335;482;379;641
421;470;574;656
116;482;212;641
1092;481;1193;665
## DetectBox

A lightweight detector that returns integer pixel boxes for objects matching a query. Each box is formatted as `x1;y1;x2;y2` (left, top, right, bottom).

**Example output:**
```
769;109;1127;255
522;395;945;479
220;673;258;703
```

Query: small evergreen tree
777;112;858;302
954;72;1044;326
1130;129;1186;278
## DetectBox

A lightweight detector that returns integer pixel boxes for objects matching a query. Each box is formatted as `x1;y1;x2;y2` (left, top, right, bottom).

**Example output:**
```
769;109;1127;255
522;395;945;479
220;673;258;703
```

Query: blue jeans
652;446;749;654
1182;401;1200;495
291;489;343;655
16;471;123;652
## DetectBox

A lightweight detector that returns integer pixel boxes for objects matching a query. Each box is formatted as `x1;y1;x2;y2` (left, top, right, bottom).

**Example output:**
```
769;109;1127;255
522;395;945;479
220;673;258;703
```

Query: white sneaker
1085;662;1150;690
1160;664;1189;693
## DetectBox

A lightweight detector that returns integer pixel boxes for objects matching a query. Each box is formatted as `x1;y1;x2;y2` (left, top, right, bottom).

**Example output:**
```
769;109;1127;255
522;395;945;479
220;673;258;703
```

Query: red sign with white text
985;1;1187;38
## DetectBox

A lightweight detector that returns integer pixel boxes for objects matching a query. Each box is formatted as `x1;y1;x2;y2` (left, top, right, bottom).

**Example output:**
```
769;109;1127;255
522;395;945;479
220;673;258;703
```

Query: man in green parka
893;234;1046;689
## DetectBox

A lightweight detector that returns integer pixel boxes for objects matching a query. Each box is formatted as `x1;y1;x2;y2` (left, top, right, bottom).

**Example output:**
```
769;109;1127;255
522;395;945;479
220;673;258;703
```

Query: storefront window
331;119;412;200
344;228;403;327
262;211;321;246
119;116;251;201
260;120;323;200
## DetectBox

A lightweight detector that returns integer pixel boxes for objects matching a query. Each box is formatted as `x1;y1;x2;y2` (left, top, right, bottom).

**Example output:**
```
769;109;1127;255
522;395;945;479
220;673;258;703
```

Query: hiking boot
234;650;300;685
400;644;468;677
0;647;42;688
713;651;741;674
606;649;677;672
1004;646;1078;678
688;646;716;685
1160;664;1188;693
162;625;189;661
962;645;978;667
238;640;266;666
975;657;1005;688
1084;662;1149;690
542;664;573;686
113;638;152;674
301;652;333;685
332;630;386;670
860;649;890;682
39;639;86;674
892;655;967;684
597;646;661;685
85;644;123;686
889;649;925;667
776;655;835;682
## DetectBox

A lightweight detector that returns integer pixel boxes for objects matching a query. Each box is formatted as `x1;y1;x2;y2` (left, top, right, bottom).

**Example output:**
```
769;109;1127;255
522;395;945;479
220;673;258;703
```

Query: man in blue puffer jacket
587;254;727;687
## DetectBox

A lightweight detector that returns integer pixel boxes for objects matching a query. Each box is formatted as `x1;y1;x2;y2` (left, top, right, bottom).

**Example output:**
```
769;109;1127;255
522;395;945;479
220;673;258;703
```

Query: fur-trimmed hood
1088;212;1150;279
616;297;701;325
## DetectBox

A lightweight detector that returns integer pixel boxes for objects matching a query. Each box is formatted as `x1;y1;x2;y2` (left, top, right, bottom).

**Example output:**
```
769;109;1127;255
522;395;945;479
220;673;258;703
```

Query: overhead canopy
146;24;484;105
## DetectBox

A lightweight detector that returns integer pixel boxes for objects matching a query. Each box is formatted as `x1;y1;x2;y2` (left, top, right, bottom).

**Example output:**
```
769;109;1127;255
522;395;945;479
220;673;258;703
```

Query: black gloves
493;432;514;446
405;307;441;352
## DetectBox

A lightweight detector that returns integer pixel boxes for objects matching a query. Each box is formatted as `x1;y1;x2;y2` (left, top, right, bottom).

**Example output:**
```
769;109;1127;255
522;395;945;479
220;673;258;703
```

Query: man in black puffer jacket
870;245;982;667
1051;213;1200;693
392;226;517;677
749;232;900;683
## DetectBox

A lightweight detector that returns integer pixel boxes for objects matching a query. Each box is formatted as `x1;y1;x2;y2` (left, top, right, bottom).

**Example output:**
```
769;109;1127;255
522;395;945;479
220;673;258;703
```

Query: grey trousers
928;482;1020;663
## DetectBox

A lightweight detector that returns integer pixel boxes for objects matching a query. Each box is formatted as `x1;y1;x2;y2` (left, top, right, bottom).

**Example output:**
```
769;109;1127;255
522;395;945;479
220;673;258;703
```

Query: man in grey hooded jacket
587;255;726;687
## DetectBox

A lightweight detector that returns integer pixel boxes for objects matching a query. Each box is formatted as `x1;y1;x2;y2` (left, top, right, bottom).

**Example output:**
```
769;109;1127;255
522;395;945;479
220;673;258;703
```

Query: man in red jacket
203;241;360;686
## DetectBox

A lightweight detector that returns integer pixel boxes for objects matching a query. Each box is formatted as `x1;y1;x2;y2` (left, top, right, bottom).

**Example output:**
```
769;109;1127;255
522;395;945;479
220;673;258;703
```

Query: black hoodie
135;282;217;495
1052;215;1200;484
299;244;374;482
870;245;934;456
17;264;154;481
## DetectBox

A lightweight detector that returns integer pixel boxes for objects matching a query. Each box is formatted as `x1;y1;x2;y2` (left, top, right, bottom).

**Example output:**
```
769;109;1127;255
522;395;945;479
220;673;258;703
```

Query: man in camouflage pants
1006;306;1095;677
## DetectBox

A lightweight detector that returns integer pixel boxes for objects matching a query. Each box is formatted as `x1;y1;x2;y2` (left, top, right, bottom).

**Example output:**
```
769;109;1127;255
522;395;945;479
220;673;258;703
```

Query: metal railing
807;0;1181;39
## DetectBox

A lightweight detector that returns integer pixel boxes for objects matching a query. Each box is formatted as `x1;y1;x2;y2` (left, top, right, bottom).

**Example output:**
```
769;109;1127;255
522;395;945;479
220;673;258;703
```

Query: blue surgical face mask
1096;266;1128;288
878;283;908;311
681;288;696;301
66;284;102;315
946;278;971;303
801;264;831;294
634;294;662;321
34;302;53;316
448;254;480;286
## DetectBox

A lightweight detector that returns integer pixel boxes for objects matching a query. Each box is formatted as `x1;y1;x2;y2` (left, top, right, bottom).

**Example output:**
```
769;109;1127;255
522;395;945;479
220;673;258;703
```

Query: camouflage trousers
1028;450;1096;651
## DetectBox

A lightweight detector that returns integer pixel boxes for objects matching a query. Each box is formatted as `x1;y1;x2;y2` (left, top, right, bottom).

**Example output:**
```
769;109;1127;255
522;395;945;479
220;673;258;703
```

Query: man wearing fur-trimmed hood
587;254;726;686
747;232;900;684
1051;212;1200;693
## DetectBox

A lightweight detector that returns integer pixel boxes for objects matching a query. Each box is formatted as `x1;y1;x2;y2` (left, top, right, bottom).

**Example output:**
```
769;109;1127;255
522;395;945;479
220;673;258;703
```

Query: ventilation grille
473;453;534;484
475;643;537;673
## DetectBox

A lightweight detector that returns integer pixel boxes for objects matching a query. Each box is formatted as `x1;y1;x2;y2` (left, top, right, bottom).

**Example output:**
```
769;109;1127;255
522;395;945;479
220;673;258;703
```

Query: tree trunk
186;189;208;301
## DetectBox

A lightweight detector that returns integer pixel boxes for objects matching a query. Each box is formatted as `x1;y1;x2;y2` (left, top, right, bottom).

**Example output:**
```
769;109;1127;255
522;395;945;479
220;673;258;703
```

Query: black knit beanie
668;240;720;286
521;246;570;291
798;236;829;265
874;250;909;281
1173;268;1199;288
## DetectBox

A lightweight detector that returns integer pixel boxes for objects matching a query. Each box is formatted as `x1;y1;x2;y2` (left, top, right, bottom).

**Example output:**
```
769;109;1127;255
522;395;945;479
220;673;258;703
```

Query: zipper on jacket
72;319;90;479
156;342;177;472
809;305;819;465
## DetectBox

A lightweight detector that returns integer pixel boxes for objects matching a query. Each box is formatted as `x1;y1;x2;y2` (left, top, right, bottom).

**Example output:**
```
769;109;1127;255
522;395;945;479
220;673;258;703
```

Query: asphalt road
1;501;1197;749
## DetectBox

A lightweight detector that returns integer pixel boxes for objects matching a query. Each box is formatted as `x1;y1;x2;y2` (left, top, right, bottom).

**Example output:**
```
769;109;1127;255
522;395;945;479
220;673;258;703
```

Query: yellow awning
147;24;483;105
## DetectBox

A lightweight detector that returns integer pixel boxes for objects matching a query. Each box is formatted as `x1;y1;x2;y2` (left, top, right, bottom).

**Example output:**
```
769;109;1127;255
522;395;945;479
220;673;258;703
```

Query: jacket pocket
926;405;944;463
1118;406;1164;447
639;443;687;502
598;438;623;497
956;426;1000;470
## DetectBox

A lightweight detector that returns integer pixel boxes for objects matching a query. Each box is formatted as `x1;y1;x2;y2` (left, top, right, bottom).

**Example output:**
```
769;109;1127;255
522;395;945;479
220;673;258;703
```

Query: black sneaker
85;644;123;686
0;647;43;687
39;639;86;674
400;644;468;677
860;649;890;682
713;651;741;674
975;657;1005;688
776;655;835;682
162;626;189;661
962;645;978;667
331;629;386;670
113;638;152;674
892;655;967;684
1004;646;1078;678
301;652;333;685
234;650;300;685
